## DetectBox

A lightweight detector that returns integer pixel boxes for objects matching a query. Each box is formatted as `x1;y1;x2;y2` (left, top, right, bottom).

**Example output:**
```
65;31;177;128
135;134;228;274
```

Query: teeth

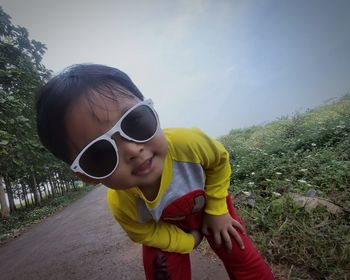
135;158;152;174
140;160;149;169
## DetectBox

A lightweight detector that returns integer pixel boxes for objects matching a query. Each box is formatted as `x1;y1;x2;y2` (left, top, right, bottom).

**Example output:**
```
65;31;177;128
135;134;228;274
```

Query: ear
74;172;100;185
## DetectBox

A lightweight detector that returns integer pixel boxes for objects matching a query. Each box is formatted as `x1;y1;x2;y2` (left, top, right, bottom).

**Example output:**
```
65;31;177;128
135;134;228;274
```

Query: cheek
101;159;131;182
160;140;168;156
153;133;168;155
103;169;132;189
113;164;131;181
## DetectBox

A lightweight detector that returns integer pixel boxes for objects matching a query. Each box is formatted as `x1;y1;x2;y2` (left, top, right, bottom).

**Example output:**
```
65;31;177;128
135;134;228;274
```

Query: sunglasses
70;99;159;179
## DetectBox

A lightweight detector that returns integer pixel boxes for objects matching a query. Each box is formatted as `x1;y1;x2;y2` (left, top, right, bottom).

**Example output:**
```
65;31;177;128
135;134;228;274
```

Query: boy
36;64;275;280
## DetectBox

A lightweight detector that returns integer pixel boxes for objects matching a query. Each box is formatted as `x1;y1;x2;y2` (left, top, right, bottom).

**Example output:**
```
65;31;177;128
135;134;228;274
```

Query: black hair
36;64;144;164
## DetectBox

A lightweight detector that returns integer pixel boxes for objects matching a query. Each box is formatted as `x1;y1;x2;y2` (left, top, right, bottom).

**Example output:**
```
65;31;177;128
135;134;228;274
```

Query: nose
113;134;144;161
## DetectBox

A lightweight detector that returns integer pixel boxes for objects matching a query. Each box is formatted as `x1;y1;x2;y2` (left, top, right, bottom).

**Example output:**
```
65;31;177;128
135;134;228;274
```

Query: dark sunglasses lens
80;140;117;178
121;105;157;140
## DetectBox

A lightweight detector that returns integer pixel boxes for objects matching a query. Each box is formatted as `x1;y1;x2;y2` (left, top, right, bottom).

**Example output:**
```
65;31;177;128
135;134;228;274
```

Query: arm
184;129;245;251
108;189;197;254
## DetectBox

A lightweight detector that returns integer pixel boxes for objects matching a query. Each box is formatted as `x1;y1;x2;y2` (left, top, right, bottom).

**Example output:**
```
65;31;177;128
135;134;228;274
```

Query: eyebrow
98;101;136;127
119;105;131;117
116;97;141;118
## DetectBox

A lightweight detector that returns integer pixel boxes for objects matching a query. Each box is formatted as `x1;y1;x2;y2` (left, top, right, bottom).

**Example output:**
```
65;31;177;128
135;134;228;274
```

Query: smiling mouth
132;156;154;176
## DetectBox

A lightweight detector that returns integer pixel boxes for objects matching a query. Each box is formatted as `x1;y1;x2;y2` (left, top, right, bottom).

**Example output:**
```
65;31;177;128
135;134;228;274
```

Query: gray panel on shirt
137;161;205;223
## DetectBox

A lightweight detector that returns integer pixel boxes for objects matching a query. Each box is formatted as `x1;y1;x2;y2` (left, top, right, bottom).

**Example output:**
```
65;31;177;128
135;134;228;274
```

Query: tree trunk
16;186;23;209
59;180;64;195
48;181;53;197
32;174;41;206
56;174;65;194
47;181;54;198
38;182;43;202
0;176;10;219
4;176;16;213
49;177;57;197
21;183;29;208
50;175;59;195
58;175;67;193
30;192;34;205
43;182;50;198
18;195;23;208
64;180;70;192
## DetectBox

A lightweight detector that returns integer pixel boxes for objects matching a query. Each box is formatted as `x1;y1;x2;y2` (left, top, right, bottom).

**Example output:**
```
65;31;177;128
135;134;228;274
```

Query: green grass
220;95;350;279
0;184;96;243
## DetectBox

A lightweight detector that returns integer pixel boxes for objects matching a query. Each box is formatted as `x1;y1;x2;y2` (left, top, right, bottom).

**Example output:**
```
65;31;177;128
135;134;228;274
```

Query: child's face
65;91;168;192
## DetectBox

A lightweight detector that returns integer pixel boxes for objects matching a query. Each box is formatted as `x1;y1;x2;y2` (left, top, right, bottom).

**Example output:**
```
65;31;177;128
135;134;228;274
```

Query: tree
0;176;9;219
0;7;75;214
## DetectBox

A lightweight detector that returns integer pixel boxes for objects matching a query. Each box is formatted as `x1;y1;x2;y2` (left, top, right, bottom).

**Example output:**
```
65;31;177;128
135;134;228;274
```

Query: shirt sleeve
107;189;196;254
167;128;231;215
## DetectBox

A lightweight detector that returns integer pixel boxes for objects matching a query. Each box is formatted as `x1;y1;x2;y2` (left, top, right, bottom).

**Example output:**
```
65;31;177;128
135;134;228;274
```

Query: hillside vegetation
221;95;350;279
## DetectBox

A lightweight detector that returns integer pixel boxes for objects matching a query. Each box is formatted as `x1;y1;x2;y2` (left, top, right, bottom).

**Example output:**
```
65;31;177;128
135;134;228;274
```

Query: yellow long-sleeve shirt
107;128;231;253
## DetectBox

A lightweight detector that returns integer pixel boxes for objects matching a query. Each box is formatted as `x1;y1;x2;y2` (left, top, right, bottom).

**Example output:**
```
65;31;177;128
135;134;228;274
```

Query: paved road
0;186;228;280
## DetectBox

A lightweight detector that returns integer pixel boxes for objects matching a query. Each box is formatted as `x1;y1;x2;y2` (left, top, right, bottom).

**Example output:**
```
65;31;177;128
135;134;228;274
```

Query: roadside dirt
0;186;229;280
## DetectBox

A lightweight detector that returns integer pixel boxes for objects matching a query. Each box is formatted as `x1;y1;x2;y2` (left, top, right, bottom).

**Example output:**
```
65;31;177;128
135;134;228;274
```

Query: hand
202;212;245;252
190;230;203;249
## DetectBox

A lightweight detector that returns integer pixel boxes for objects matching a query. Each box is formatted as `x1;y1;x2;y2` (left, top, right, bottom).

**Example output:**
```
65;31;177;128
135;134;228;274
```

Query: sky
1;0;350;137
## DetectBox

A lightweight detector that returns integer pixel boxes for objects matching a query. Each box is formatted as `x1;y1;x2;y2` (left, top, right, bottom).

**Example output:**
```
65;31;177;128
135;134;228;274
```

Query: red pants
143;191;275;280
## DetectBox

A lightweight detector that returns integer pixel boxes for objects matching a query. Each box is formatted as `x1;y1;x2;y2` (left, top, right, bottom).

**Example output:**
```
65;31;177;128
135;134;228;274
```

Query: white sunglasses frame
70;99;159;179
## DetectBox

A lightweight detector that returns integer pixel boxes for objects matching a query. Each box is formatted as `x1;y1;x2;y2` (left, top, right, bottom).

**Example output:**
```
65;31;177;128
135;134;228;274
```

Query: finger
221;230;232;253
228;226;245;250
191;230;202;247
201;225;209;236
231;219;246;234
213;232;222;247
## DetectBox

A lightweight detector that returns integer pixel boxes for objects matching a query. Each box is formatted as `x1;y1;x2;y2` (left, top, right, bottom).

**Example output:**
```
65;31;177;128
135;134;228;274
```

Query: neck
138;178;161;201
